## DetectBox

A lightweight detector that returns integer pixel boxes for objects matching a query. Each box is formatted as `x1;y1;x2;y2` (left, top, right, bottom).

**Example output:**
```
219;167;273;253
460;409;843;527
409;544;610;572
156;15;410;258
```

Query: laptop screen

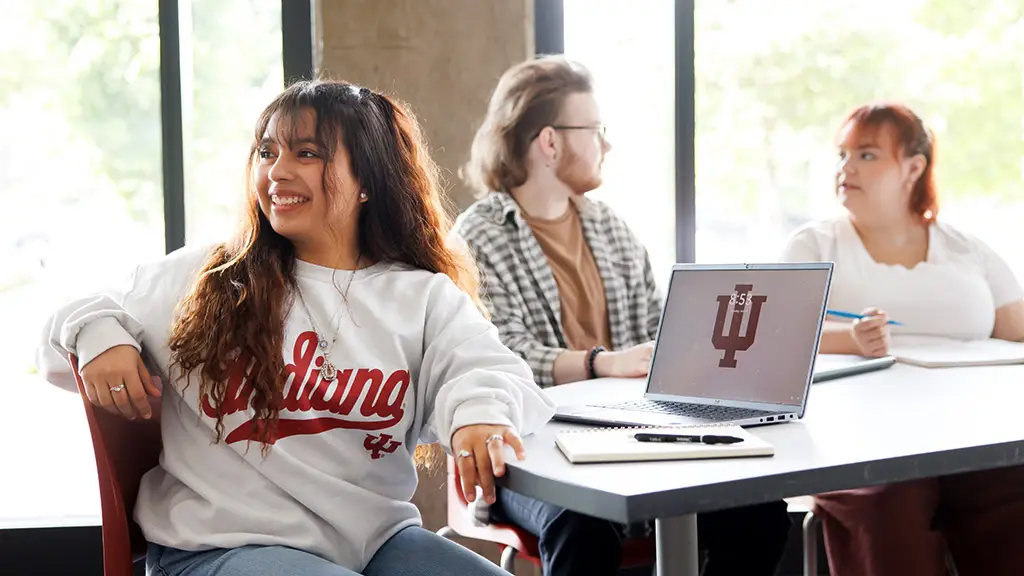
646;265;831;408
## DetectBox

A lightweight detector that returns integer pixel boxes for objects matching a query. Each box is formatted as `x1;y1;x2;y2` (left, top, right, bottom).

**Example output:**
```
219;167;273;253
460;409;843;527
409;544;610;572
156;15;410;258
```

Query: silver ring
485;434;504;445
109;384;126;393
456;449;473;459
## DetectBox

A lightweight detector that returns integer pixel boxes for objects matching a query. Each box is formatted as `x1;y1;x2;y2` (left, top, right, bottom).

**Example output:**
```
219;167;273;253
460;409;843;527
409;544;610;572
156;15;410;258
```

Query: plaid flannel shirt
452;192;663;387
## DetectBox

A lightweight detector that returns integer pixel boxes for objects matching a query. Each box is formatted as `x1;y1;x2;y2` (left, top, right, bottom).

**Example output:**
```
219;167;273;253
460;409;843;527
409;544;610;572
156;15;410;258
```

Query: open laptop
554;262;833;428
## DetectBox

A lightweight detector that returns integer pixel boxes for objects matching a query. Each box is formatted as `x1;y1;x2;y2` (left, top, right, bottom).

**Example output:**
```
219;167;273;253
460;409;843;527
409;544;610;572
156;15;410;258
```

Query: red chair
70;354;163;576
436;456;655;572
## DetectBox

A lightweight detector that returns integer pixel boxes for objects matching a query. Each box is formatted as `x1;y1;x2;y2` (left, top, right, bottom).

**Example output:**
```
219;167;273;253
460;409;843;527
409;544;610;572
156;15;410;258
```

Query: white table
496;364;1024;576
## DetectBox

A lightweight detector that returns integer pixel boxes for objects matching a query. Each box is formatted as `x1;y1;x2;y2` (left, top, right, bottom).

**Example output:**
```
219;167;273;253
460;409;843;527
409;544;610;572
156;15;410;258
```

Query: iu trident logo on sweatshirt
200;331;409;460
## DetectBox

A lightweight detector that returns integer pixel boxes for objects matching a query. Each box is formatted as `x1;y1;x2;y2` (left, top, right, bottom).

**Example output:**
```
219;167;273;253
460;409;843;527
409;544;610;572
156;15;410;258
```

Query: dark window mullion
283;0;315;85
158;0;186;254
535;0;564;55
675;0;696;263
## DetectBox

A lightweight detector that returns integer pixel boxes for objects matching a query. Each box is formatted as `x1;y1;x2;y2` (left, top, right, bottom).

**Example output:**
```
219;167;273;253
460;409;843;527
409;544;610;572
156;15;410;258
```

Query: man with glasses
453;56;791;576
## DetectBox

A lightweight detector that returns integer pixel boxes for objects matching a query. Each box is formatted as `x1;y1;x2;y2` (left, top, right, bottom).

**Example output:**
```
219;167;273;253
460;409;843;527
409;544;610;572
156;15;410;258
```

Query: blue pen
826;309;903;326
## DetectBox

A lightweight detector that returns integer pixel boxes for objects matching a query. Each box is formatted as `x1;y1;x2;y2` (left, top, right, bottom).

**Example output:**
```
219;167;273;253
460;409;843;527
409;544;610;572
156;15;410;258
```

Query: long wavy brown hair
167;80;479;465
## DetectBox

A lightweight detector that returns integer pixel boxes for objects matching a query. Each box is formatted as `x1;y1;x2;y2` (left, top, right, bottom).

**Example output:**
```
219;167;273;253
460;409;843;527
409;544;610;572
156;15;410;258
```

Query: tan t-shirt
524;204;612;350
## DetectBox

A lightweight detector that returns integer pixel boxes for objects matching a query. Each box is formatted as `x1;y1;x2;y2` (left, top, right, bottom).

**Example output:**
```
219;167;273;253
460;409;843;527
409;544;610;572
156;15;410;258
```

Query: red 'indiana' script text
200;331;411;445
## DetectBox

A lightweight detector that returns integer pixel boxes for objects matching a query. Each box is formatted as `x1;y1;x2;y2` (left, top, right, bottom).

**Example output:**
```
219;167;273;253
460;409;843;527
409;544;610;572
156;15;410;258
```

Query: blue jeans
495;488;791;576
146;526;506;576
495;487;625;576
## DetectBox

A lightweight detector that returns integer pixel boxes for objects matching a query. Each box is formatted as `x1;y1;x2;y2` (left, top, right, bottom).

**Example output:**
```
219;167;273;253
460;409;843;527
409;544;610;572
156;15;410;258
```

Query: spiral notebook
554;425;775;464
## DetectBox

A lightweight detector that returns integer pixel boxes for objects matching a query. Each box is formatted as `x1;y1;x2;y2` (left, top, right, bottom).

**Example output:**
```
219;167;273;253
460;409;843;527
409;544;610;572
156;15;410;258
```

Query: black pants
494;488;791;576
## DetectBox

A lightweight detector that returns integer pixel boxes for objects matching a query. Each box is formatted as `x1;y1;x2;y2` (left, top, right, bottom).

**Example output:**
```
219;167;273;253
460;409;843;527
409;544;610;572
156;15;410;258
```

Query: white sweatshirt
36;245;555;570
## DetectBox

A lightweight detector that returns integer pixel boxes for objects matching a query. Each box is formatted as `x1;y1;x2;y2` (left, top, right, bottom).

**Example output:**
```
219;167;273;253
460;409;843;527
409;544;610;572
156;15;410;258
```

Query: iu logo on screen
712;283;768;368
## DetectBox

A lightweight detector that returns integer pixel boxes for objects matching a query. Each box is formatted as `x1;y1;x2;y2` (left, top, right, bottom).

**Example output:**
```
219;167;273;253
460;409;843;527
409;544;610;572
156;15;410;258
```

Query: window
0;0;164;523
184;0;284;246
0;2;287;398
695;0;1024;279
564;0;676;286
0;1;288;526
0;1;165;391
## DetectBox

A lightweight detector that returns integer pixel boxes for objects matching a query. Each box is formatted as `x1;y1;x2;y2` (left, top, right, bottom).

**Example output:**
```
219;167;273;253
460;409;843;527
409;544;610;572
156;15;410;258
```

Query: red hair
839;103;939;222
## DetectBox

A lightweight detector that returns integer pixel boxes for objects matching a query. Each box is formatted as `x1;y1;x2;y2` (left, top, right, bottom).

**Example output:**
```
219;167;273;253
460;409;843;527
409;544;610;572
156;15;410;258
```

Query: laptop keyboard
593;399;775;422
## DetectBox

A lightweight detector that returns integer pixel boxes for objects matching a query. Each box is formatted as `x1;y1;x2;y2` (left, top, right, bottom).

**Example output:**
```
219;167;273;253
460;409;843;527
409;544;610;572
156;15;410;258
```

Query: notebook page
889;335;1024;368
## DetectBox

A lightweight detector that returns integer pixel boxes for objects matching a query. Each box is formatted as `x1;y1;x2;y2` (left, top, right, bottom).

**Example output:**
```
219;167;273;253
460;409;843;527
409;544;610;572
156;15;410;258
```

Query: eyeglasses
532;124;608;141
551;124;607;139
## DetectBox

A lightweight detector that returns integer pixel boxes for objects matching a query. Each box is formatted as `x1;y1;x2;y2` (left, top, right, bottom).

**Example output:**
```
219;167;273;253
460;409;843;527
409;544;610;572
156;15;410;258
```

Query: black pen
633;433;744;445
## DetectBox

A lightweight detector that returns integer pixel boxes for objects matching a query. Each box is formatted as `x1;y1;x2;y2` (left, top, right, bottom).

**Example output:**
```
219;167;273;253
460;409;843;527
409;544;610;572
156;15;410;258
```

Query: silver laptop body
813;355;895;383
554;262;833;428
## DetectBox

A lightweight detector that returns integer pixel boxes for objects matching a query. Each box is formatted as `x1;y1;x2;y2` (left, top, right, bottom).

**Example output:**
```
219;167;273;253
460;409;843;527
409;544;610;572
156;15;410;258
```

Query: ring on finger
109;383;126;393
485;434;504;445
456;449;473;459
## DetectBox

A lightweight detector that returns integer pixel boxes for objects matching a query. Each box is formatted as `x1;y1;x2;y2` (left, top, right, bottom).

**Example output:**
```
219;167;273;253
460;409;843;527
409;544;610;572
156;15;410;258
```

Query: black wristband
586;346;606;379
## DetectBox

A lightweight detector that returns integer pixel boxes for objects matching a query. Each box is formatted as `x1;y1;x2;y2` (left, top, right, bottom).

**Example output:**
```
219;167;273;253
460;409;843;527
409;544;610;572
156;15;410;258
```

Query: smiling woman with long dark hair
37;80;554;576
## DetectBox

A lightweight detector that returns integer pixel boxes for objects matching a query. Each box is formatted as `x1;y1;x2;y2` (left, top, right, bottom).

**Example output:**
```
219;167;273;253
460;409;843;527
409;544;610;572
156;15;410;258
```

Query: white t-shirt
780;218;1024;340
36;245;555;570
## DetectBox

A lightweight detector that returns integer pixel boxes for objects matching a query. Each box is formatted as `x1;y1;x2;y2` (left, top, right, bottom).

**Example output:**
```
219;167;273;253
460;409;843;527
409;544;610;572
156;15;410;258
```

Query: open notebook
889;336;1024;368
554;425;774;464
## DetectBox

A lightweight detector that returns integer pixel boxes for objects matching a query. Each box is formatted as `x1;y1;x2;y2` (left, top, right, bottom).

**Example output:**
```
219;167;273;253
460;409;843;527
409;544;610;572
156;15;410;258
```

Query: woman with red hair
782;103;1024;575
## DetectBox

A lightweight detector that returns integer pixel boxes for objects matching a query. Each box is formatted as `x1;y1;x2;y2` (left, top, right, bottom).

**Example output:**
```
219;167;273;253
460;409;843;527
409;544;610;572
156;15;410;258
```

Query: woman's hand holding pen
851;308;892;357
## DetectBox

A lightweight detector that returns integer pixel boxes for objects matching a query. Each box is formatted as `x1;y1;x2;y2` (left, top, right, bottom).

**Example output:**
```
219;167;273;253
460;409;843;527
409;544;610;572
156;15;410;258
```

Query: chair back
69;354;162;576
